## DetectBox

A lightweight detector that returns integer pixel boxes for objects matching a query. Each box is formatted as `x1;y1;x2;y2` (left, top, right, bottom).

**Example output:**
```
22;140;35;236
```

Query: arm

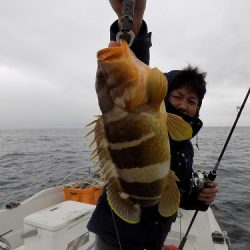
172;141;218;211
109;0;152;65
109;0;146;36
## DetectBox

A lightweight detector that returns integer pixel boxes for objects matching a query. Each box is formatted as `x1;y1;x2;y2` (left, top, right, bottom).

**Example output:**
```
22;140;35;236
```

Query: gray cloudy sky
0;0;249;129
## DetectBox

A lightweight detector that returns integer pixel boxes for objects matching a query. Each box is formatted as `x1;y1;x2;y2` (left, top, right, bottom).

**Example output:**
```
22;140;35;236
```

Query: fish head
96;40;167;114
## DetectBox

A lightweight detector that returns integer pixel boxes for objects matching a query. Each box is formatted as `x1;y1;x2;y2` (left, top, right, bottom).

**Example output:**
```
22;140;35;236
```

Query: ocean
0;127;249;249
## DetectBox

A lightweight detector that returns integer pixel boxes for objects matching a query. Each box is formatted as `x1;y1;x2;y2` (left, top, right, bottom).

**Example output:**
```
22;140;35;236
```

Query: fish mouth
108;41;121;48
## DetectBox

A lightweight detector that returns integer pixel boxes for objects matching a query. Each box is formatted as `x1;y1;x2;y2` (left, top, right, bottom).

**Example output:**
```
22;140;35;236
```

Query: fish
90;40;192;224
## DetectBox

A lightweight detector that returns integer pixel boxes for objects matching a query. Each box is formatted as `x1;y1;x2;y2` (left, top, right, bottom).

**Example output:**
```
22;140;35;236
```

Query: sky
0;0;249;129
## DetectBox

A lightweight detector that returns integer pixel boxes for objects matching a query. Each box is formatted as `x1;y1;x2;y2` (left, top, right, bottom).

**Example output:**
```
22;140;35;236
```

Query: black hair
165;65;207;107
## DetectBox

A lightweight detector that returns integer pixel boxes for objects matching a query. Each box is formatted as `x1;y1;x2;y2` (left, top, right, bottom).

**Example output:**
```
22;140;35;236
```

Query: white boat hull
0;185;229;250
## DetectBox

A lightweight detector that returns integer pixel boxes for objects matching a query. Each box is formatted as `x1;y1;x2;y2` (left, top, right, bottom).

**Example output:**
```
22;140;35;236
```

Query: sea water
0;127;249;250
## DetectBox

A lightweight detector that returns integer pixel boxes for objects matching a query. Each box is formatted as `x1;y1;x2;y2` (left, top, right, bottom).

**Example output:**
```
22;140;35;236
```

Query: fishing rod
116;0;136;47
178;87;250;250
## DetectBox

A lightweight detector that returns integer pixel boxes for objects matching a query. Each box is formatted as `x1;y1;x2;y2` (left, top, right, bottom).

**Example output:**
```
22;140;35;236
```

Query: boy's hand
197;181;218;205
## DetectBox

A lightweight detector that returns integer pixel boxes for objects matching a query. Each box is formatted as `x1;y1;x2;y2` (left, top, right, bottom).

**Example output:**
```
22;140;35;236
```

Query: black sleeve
110;20;152;65
180;189;209;211
170;140;209;212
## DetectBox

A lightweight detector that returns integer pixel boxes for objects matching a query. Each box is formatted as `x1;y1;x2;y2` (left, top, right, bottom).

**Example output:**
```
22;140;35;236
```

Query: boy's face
168;86;199;118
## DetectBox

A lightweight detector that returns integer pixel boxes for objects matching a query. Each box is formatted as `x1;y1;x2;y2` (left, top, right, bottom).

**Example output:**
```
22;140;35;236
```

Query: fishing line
110;1;135;249
110;207;123;250
212;87;250;175
179;211;182;243
178;87;250;250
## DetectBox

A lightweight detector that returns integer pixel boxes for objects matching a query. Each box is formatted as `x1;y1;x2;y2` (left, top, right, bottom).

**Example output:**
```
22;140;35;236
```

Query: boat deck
0;185;230;250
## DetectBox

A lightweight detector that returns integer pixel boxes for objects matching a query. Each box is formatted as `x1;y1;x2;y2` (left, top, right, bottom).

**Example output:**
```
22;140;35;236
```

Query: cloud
0;0;249;129
145;0;250;126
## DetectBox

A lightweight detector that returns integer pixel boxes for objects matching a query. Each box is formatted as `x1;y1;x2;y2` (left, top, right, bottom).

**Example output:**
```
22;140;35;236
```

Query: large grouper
89;40;193;224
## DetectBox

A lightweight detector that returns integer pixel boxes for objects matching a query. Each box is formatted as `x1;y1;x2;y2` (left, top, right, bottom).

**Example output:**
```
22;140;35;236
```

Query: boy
87;1;218;249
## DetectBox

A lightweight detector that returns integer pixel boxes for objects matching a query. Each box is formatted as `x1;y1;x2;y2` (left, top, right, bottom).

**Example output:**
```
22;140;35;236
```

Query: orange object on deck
64;182;103;205
163;245;179;250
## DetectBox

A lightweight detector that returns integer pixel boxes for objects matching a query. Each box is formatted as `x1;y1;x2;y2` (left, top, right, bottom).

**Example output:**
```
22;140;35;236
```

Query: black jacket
87;20;207;250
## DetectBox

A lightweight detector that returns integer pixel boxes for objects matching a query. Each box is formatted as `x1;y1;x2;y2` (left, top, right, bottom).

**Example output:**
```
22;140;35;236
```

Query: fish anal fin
158;170;180;217
167;113;193;141
107;177;141;224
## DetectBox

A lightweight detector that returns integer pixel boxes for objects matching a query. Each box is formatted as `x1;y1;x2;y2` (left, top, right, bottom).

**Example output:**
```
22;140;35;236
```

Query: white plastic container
22;201;95;250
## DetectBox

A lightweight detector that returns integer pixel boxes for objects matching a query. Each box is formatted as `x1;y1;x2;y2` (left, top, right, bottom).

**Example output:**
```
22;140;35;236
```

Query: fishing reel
191;170;216;190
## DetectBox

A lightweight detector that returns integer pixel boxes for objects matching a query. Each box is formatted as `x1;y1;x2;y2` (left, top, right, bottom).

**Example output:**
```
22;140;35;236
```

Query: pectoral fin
167;113;192;141
158;170;180;217
107;177;141;224
146;67;167;106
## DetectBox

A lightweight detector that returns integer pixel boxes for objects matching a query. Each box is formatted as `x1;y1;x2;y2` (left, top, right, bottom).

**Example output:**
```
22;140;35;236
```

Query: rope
56;166;82;187
56;166;101;187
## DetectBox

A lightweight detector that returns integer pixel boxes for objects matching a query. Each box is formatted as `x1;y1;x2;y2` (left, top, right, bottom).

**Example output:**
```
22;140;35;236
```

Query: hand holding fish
197;181;218;205
109;0;147;36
